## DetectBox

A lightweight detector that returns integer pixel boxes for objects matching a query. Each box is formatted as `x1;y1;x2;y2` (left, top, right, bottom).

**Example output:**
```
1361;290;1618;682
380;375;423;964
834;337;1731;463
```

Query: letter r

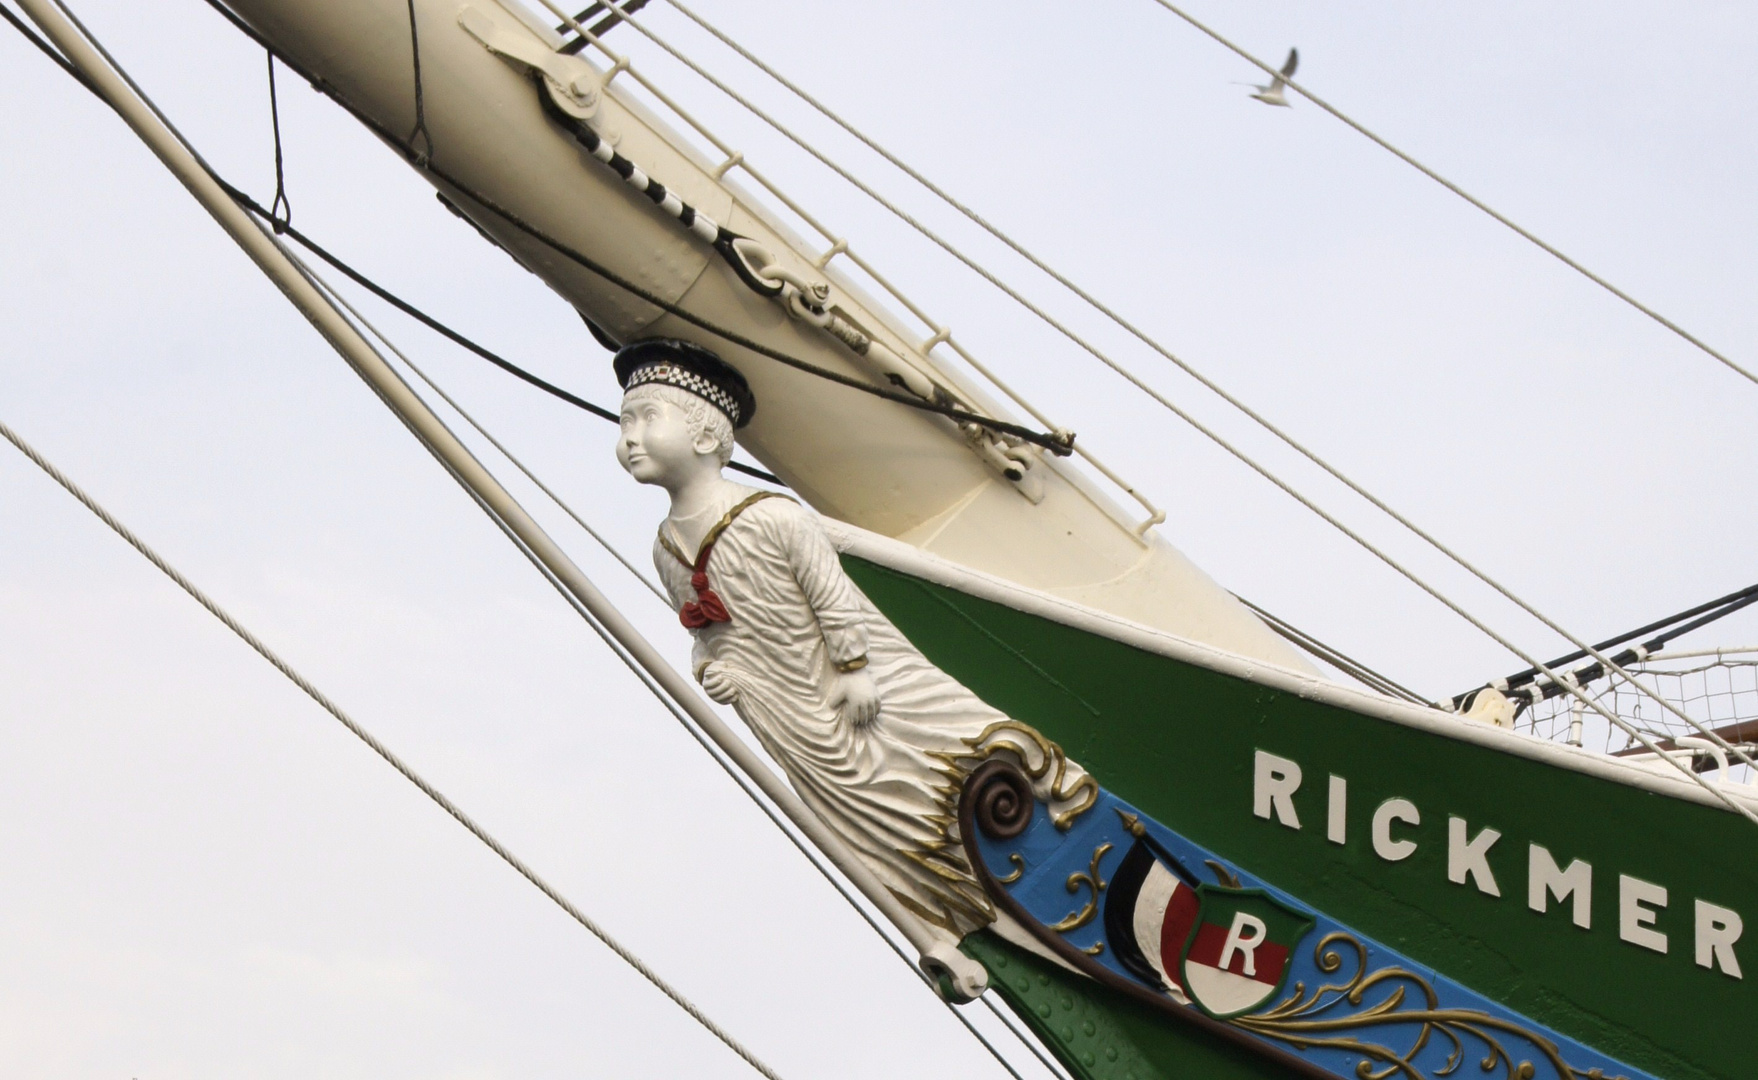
1219;911;1268;977
1695;900;1744;979
1254;751;1302;829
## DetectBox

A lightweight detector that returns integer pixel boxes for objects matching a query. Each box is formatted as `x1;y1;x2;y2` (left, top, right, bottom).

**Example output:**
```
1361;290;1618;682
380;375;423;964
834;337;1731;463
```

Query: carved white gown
654;485;1089;943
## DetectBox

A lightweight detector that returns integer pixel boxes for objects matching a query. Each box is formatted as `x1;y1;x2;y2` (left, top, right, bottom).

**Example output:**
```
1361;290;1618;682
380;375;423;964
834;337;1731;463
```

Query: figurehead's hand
697;660;741;705
832;668;881;728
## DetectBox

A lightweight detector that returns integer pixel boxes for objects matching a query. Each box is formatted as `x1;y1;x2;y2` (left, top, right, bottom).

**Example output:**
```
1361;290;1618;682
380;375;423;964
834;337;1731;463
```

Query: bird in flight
1248;48;1299;107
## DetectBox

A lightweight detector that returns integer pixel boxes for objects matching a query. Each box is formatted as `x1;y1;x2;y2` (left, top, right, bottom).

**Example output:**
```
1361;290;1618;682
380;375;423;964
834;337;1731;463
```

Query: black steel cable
558;0;651;54
1234;596;1427;705
1508;581;1758;690
1515;590;1758;709
193;0;1072;458
3;15;1051;1074
2;0;776;489
265;50;290;229
0;0;88;86
402;0;431;164
1459;581;1758;708
219;180;785;484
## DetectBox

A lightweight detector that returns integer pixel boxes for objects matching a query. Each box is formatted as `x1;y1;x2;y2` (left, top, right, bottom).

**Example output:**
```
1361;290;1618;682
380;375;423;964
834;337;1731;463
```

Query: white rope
634;0;1758;777
1143;0;1757;390
0;414;788;1080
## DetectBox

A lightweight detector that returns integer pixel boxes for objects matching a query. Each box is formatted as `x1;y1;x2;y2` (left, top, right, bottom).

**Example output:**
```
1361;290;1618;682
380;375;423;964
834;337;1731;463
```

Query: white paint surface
1131;860;1185;994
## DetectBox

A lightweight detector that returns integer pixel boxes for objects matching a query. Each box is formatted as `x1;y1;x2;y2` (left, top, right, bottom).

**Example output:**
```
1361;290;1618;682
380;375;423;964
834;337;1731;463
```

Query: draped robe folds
655;486;1092;943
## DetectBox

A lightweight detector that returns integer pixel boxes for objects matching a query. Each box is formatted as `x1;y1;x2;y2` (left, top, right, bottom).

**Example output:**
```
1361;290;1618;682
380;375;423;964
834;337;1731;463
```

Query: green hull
962;930;1279;1080
846;555;1753;1080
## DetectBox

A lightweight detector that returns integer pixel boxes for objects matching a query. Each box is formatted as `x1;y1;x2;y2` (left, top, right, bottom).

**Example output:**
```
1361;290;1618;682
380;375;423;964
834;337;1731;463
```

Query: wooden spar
14;0;988;998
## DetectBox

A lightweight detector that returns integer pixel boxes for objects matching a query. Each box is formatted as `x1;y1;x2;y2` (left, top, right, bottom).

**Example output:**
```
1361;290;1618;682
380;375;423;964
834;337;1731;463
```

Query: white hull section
223;0;1309;671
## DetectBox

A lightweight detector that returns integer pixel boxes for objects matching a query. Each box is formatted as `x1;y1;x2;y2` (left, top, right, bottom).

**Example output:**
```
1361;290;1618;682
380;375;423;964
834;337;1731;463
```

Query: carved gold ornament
1233;934;1630;1080
1048;842;1114;933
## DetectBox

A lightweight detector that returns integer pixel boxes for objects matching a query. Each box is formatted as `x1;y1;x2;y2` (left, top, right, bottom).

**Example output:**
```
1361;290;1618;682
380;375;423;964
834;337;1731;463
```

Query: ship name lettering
1250;748;1745;980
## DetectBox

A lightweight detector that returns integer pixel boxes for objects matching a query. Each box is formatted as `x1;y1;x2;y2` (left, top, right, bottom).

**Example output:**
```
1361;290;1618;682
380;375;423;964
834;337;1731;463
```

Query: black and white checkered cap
613;339;756;428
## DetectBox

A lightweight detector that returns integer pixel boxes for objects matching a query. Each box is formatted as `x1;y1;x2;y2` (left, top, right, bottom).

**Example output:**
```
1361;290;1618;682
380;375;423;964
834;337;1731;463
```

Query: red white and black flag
1102;839;1199;1004
1103;839;1315;1018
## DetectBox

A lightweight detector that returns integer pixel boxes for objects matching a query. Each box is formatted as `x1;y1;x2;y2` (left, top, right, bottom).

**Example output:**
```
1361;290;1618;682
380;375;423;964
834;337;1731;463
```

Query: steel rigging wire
1143;0;1758;391
290;252;1053;1080
230;175;1408;708
16;0;1757;819
549;0;1758;784
195;8;1079;459
302;259;672;605
221;181;790;484
0;414;788;1080
0;11;1056;1076
206;0;1758;807
3;4;1758;1076
654;0;1755;392
187;0;1758;814
1474;582;1758;712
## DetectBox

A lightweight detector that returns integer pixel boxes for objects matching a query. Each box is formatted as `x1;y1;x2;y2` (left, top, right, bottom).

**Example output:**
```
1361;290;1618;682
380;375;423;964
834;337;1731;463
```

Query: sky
1;1;1754;1077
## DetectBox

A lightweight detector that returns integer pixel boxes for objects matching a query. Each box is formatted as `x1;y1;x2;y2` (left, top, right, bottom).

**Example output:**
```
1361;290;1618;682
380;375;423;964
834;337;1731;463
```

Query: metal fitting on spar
751;246;1052;501
459;5;601;118
759;255;1053;499
753;260;835;327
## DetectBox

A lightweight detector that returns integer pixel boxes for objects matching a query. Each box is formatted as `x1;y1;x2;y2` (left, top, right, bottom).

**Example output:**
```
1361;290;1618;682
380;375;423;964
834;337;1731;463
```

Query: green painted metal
963;930;1279;1080
848;557;1753;1080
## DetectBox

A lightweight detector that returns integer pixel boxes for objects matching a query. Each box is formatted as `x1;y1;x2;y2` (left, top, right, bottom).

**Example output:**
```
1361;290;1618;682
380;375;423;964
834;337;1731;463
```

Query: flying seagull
1248;48;1299;107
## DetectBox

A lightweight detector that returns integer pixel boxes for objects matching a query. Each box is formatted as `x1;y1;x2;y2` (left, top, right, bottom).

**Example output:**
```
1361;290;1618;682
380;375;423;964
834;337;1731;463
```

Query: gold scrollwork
1233;933;1629;1080
1048;842;1113;933
959;720;1099;829
1204;859;1243;888
997;854;1025;885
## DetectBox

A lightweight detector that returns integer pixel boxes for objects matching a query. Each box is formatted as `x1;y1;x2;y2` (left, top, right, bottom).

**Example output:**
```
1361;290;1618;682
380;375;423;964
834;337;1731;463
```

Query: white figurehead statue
614;339;1093;983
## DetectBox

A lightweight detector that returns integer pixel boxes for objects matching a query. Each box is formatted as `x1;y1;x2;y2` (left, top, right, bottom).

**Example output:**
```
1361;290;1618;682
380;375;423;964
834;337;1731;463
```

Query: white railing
517;0;1168;539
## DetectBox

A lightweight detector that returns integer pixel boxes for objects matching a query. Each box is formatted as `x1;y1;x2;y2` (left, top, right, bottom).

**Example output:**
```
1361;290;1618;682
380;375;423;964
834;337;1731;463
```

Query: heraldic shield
1177;884;1314;1019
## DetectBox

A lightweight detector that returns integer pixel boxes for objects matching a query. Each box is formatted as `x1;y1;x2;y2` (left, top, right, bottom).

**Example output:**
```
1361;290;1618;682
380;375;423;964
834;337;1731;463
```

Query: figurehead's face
617;385;727;487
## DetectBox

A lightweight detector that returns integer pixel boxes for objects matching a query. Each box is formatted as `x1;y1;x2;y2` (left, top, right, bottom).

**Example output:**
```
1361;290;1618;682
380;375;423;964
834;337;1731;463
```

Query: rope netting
1518;649;1758;787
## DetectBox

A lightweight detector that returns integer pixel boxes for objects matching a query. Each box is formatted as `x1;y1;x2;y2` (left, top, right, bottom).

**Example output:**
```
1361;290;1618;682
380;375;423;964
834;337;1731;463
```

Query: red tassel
680;562;732;628
678;520;746;629
679;591;732;627
694;589;729;622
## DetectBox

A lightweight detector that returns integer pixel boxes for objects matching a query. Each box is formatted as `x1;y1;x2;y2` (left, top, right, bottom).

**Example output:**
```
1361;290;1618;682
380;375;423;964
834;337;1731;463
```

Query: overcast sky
2;1;1754;1077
